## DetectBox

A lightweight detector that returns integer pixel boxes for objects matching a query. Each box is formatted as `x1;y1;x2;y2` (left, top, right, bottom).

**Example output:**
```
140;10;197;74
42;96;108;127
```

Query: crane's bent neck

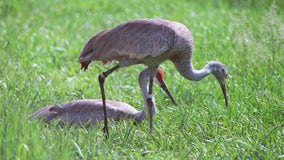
138;69;157;115
172;54;211;81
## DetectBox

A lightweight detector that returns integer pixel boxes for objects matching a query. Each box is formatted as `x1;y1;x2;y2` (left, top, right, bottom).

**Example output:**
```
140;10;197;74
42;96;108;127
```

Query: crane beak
213;67;228;107
221;82;229;107
218;80;228;107
158;79;177;106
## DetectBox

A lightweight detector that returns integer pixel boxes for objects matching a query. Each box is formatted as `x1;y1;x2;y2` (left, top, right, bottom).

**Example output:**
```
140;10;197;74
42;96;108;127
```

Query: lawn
1;0;283;159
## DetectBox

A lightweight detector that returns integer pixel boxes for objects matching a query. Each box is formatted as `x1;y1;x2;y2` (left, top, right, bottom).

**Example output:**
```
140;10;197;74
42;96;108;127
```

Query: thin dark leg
98;64;120;139
147;66;158;132
147;76;154;132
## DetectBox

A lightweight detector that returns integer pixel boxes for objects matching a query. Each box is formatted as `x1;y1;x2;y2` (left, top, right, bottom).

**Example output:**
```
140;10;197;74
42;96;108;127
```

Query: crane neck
134;110;146;123
173;55;211;81
138;69;157;115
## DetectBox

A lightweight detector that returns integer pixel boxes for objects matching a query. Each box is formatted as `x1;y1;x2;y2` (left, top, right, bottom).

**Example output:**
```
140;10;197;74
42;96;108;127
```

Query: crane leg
98;64;120;139
147;66;158;132
147;77;154;131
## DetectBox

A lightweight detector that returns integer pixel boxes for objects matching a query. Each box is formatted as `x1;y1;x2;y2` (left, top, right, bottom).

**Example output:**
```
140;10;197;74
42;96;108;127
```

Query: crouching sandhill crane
29;68;177;126
78;18;228;136
28;99;146;125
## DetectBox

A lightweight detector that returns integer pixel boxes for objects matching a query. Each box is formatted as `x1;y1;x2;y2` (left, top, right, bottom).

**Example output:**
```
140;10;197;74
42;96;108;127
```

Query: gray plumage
78;18;228;135
28;99;146;125
29;68;176;126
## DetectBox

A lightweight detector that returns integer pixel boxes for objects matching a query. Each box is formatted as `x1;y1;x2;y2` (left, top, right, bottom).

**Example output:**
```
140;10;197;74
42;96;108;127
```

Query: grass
1;0;283;159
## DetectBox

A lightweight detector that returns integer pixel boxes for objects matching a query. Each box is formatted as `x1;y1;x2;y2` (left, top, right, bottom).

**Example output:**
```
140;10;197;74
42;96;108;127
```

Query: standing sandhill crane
29;68;176;125
78;18;228;136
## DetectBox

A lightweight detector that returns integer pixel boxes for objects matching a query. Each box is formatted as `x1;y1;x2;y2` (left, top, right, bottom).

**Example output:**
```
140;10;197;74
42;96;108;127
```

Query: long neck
138;69;157;115
138;69;149;102
173;55;211;81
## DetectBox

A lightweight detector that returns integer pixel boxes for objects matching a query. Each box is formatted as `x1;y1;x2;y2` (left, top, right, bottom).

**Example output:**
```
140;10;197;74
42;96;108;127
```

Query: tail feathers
79;60;91;71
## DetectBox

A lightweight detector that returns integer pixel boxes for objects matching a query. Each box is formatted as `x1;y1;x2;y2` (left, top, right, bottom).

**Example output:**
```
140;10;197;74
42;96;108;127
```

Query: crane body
78;18;228;137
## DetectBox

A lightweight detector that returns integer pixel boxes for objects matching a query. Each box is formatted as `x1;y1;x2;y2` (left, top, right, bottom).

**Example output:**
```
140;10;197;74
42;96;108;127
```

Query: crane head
155;69;177;106
207;61;228;107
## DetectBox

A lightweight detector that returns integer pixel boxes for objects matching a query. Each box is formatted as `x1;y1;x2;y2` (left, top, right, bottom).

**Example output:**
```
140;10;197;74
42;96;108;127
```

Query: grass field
1;0;283;159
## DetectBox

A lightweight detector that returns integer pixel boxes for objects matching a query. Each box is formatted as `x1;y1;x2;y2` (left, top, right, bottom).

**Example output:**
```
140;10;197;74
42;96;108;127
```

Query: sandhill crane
28;99;146;125
78;18;228;136
29;68;176;126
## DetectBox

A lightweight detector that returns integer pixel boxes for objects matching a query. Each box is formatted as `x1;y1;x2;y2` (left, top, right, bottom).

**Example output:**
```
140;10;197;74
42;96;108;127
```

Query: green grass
1;0;283;159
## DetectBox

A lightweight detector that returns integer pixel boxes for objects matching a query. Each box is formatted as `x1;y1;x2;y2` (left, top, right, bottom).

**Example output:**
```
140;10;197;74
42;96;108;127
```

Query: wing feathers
80;19;176;63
